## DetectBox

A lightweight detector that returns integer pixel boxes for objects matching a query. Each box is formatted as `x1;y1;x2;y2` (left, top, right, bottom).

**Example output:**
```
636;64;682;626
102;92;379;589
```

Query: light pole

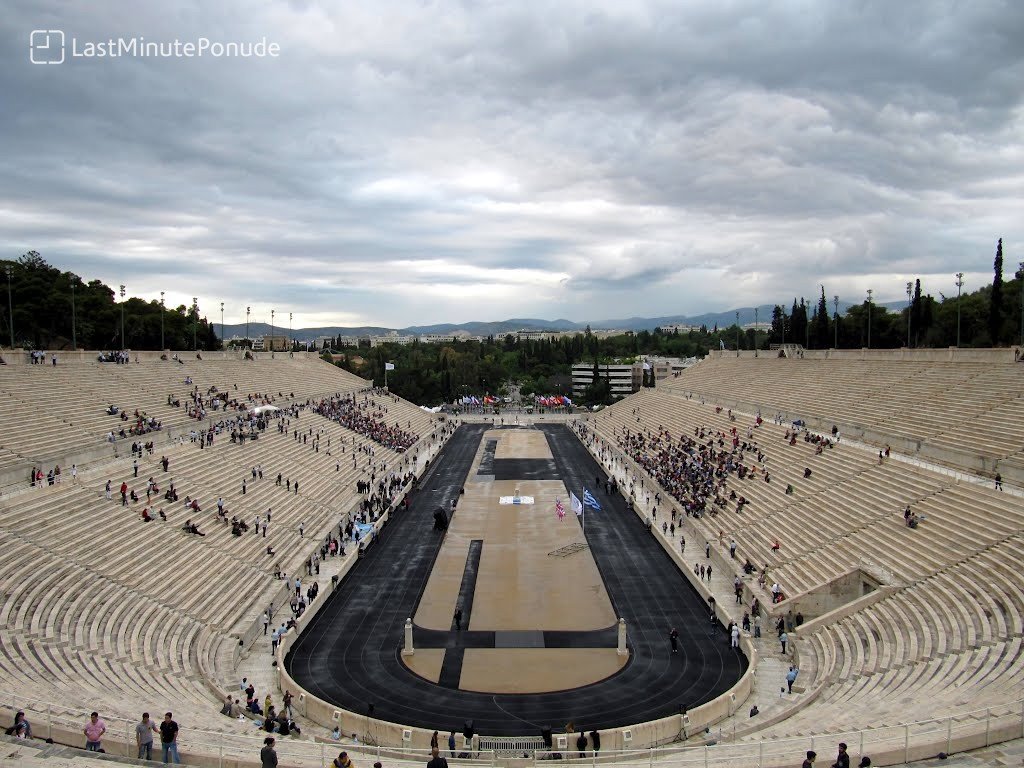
754;307;759;356
220;302;225;349
289;312;293;351
955;272;964;347
246;306;251;349
1020;262;1024;347
833;295;839;349
159;292;165;351
119;284;126;350
70;279;77;351
5;265;13;349
906;281;913;348
735;311;740;355
866;289;873;348
192;297;198;351
271;309;275;355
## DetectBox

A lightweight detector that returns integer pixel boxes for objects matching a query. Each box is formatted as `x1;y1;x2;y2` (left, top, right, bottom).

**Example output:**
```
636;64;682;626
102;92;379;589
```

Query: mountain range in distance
221;301;909;342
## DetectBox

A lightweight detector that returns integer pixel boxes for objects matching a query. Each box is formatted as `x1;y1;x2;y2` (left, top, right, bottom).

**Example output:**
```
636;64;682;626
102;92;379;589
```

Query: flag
555;499;565;520
385;362;395;371
570;491;583;517
583;489;602;511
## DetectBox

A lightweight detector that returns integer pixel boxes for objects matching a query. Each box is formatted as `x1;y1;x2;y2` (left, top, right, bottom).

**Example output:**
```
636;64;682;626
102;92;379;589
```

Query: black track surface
287;424;746;735
492;458;560;480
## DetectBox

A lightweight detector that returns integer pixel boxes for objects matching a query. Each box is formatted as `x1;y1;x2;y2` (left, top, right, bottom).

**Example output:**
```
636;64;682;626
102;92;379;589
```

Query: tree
769;305;787;345
990;238;1004;345
813;288;829;349
910;279;923;347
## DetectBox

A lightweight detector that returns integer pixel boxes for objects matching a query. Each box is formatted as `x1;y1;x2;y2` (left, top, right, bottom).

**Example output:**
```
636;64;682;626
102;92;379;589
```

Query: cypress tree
990;238;1004;345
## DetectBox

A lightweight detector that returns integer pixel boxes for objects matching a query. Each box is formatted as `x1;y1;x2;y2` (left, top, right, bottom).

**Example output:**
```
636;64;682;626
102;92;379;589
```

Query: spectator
6;711;31;739
261;737;278;768
136;712;158;760
426;746;448;768
831;743;850;768
160;712;180;764
802;751;817;768
333;751;354;768
84;711;106;752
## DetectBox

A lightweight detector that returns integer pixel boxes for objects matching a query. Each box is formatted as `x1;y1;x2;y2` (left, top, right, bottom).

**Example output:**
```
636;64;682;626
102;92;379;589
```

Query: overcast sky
3;1;1022;328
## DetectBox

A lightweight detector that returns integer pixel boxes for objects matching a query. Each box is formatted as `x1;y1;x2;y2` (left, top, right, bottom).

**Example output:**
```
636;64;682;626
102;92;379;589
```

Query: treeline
0;251;221;351
328;327;756;405
768;240;1021;349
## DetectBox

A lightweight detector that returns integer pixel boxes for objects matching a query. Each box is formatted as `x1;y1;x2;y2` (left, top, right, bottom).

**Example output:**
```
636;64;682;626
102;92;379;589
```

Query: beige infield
406;427;628;693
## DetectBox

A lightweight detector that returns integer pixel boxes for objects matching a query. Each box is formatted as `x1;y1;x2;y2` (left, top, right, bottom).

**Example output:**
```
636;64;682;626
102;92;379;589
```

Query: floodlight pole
866;289;873;349
833;295;839;349
70;279;77;351
955;273;964;348
754;307;759;357
5;265;14;349
906;281;913;347
119;284;126;350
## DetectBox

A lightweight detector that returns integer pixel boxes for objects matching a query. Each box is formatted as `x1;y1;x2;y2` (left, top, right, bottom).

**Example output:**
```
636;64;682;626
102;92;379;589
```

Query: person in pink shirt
84;711;106;751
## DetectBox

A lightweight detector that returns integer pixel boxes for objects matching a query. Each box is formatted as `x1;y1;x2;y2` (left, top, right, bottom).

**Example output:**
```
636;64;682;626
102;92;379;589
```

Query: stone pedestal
402;618;414;656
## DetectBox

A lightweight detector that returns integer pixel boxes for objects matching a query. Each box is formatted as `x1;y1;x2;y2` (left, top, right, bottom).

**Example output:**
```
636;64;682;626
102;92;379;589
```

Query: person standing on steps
135;712;158;760
831;742;850;768
786;665;799;693
669;627;679;654
427;746;448;768
261;737;278;768
83;712;106;752
160;712;180;764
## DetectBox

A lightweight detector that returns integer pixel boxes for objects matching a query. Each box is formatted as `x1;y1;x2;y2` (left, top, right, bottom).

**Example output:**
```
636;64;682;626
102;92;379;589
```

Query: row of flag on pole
459;395;501;405
555;488;601;523
535;395;572;407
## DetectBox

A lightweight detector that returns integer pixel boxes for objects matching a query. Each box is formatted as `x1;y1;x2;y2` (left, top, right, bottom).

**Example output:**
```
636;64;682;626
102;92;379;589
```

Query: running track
286;423;746;735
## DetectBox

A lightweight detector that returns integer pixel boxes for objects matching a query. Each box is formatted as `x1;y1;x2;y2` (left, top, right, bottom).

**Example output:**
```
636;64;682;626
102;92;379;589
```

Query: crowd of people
313;390;420;451
27;463;77;487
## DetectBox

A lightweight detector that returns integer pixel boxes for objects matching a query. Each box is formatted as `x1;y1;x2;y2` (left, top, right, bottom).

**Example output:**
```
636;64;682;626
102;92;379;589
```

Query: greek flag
583;488;601;511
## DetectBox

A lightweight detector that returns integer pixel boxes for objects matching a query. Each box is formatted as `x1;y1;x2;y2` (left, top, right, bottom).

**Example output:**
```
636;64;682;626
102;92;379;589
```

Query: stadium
1;346;1022;768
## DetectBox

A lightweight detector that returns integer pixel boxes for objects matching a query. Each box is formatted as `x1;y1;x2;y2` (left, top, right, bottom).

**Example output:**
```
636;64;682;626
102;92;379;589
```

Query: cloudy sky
3;1;1022;328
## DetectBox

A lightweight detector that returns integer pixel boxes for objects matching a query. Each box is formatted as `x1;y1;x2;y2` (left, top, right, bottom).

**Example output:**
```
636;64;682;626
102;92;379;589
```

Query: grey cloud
0;0;1021;324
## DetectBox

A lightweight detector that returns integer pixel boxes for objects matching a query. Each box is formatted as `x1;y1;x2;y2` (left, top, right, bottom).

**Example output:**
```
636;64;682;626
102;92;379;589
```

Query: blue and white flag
583;488;602;511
